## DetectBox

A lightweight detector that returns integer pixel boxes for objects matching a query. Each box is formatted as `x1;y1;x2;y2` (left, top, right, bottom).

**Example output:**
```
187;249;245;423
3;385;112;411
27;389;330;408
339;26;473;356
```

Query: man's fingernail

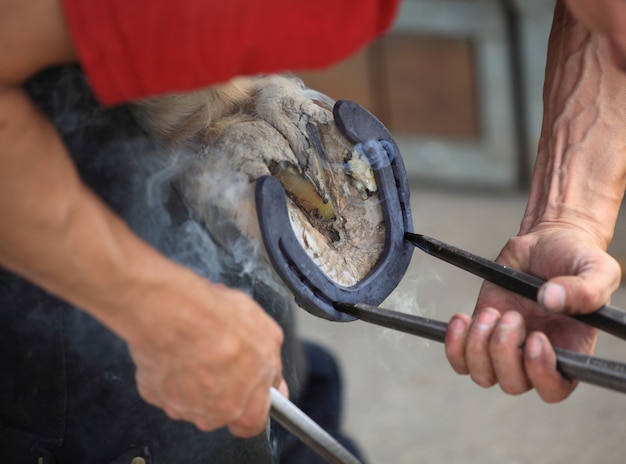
475;310;497;330
526;334;543;360
449;317;466;335
539;283;566;312
278;379;289;397
499;310;522;328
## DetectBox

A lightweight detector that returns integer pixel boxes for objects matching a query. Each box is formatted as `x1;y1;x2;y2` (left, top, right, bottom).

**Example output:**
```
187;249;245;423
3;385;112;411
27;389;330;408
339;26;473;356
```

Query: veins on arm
523;2;626;247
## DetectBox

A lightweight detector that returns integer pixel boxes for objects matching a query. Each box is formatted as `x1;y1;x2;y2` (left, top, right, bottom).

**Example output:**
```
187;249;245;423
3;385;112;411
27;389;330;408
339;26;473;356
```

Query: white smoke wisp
164;146;290;301
113;141;284;304
377;267;446;351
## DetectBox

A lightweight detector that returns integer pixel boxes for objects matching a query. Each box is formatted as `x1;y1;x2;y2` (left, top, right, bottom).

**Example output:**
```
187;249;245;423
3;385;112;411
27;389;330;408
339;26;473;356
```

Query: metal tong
404;232;626;340
337;230;626;393
255;99;626;396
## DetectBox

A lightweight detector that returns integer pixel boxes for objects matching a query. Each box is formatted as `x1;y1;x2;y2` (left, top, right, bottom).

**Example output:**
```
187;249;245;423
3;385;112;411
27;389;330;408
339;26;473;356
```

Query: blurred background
294;0;626;462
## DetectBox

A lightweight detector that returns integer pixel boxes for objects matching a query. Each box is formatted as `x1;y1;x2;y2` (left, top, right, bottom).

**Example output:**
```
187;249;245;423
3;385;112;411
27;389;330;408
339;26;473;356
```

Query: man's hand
126;277;286;437
445;225;618;402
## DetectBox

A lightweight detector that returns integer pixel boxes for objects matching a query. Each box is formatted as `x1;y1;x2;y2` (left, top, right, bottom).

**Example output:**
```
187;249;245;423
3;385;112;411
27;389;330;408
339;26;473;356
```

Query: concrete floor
296;185;626;464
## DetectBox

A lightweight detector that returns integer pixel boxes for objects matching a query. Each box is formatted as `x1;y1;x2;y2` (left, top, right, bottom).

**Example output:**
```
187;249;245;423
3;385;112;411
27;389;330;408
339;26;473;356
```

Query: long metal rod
404;232;626;340
336;302;626;394
269;387;363;464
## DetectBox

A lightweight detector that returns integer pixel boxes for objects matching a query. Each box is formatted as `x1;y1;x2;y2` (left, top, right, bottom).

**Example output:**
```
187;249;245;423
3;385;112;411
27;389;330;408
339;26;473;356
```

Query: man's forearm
0;0;171;340
0;84;185;339
523;1;626;247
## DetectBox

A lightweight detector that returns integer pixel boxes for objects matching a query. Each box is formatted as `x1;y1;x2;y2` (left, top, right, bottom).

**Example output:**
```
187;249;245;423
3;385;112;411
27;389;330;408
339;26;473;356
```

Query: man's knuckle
216;337;243;364
500;380;529;396
471;373;496;388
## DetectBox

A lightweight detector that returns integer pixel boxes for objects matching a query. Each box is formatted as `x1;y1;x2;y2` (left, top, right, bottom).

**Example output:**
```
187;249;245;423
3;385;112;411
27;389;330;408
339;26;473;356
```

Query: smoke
375;267;444;352
353;139;395;170
123;148;227;283
25;67;230;288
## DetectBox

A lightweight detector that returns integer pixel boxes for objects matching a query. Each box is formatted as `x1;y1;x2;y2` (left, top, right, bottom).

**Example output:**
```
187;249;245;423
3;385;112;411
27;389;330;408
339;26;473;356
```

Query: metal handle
269;387;363;464
336;302;626;394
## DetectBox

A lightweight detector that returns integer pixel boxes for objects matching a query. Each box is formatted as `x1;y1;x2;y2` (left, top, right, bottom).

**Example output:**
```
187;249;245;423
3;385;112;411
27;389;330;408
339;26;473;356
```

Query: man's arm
0;0;76;83
0;0;285;437
445;0;626;402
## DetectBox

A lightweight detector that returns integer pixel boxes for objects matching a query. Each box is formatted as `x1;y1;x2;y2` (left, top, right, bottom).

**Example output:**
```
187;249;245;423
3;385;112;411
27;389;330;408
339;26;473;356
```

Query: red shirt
61;0;399;106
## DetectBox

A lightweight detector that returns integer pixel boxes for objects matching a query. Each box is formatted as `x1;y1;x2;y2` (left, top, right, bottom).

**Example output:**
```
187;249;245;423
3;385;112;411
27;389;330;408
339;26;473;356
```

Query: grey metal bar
269;388;363;464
